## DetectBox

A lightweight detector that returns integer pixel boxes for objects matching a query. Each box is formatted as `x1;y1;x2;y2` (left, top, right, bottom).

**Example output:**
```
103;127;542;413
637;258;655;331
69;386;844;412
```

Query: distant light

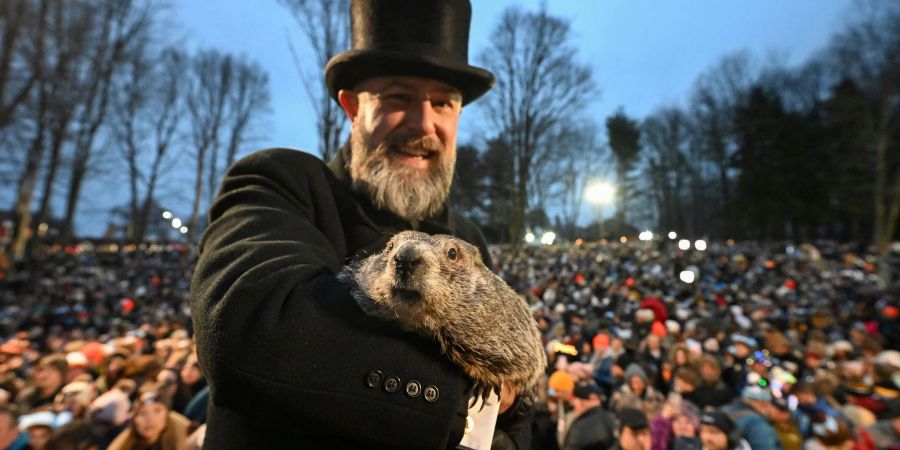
679;270;695;284
171;218;182;229
162;211;172;219
668;231;677;240
179;226;188;234
726;239;735;246
585;182;616;205
694;239;707;251
619;236;628;244
678;239;691;251
524;232;535;243
639;231;653;241
540;231;556;245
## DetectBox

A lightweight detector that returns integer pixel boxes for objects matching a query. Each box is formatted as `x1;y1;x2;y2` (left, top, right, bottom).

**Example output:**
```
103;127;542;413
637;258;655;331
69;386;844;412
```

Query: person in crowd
650;392;700;450
721;383;783;450
612;407;652;450
670;366;704;408
693;355;734;409
44;421;97;450
170;354;204;415
699;411;750;450
0;406;29;450
86;380;133;449
107;383;190;450
24;421;52;450
610;363;665;419
561;382;616;450
16;355;67;413
802;415;858;450
771;396;804;450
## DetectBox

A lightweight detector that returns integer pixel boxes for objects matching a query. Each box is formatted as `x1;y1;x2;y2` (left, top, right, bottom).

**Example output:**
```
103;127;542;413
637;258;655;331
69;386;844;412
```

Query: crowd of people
0;237;896;449
493;239;899;450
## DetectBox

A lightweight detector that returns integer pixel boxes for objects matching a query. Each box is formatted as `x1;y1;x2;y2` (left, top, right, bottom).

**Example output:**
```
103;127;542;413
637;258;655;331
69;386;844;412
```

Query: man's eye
385;93;411;103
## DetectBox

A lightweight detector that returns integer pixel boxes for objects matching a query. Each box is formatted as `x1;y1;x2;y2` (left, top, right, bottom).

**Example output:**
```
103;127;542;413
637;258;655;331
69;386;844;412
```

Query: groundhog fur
338;231;546;403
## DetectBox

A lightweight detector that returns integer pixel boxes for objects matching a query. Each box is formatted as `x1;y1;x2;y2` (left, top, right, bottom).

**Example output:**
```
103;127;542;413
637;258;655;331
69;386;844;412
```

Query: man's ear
338;89;359;122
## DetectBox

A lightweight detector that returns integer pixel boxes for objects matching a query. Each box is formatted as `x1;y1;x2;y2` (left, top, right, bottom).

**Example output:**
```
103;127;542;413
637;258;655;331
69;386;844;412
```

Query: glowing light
171;218;182;228
585;182;616;205
619;236;628;244
694;240;707;251
678;239;691;251
668;231;677;239
179;226;188;234
726;239;735;246
524;232;535;243
162;211;172;219
638;231;653;241
679;270;695;284
540;231;556;245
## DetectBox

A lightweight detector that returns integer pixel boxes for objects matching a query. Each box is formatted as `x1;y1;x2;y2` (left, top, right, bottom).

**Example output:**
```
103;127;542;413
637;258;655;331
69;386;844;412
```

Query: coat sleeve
191;149;468;448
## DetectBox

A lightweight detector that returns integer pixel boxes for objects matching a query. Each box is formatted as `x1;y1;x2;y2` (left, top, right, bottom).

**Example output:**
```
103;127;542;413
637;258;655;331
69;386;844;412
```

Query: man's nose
404;100;437;136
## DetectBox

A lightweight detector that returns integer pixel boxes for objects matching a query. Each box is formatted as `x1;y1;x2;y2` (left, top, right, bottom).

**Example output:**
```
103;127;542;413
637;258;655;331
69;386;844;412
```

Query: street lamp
585;181;615;240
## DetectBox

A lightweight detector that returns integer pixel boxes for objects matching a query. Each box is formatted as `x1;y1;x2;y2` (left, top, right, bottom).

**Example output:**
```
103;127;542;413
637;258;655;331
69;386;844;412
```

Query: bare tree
112;46;187;242
828;0;900;250
0;0;39;132
478;5;596;244
641;107;691;233
280;0;349;161
59;0;156;241
224;58;271;169
688;50;756;237
606;108;641;227
551;124;605;240
186;50;271;243
187;50;232;243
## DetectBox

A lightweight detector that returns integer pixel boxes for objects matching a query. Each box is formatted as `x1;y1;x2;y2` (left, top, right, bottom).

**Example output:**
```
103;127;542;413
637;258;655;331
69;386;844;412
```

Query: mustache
385;133;444;154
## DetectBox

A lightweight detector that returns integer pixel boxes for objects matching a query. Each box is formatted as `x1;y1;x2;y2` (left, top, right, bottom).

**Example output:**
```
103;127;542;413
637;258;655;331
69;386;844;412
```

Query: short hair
45;421;97;450
673;366;700;387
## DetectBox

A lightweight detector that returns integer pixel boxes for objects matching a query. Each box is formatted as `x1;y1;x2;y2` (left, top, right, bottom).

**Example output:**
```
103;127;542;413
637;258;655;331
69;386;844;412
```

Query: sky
4;0;855;237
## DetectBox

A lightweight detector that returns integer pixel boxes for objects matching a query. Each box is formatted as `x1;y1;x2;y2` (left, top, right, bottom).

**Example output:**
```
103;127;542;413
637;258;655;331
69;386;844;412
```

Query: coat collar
327;143;455;236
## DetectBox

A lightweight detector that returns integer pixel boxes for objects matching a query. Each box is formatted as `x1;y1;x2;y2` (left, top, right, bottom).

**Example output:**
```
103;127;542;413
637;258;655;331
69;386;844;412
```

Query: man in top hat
191;0;532;448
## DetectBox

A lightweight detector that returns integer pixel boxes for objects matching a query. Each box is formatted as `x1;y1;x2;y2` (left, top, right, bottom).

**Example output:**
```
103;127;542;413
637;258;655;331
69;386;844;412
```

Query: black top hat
325;0;495;105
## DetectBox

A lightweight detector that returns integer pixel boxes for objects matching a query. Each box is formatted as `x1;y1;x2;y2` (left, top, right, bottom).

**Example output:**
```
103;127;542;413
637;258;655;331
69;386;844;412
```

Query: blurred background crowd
0;237;897;449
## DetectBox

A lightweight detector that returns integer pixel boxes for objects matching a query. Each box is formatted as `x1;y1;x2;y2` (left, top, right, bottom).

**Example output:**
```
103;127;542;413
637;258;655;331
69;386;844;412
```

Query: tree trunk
10;128;46;260
189;145;207;244
60;155;88;242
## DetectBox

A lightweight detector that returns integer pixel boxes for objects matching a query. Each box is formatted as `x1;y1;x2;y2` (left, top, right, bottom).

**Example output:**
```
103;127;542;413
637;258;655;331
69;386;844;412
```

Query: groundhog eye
447;247;458;261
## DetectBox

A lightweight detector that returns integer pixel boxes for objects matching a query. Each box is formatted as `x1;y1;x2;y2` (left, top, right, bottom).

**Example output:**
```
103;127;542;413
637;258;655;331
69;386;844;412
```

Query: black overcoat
191;147;493;449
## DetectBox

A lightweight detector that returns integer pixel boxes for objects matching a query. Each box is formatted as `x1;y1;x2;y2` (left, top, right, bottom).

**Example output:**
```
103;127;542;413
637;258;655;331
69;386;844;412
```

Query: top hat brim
326;49;495;105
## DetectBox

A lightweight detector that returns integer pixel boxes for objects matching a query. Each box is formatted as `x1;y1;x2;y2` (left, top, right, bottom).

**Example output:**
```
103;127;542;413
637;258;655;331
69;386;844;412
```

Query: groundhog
338;231;546;403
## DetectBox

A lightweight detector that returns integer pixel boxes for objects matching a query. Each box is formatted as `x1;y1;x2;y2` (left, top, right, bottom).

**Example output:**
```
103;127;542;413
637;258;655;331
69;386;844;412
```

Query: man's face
699;424;729;450
341;76;462;222
27;426;52;450
34;365;63;392
0;414;18;447
618;426;651;450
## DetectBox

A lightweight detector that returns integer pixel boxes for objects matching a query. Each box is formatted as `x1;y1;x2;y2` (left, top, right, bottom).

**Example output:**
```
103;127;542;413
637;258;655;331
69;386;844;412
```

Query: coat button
365;370;383;388
424;385;439;403
384;376;401;393
405;380;421;397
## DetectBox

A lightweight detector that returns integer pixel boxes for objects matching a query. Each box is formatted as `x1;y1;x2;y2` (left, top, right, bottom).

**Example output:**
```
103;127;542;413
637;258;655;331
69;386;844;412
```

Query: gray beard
348;127;455;223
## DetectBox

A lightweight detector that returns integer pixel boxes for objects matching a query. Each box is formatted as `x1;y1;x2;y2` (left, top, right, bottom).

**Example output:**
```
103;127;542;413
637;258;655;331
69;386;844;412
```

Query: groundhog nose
394;247;422;275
